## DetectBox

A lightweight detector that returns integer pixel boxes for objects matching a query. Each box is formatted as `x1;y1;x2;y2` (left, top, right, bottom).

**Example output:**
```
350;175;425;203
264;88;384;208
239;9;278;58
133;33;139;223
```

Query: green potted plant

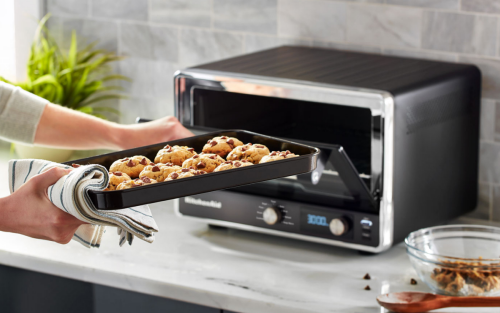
0;15;128;162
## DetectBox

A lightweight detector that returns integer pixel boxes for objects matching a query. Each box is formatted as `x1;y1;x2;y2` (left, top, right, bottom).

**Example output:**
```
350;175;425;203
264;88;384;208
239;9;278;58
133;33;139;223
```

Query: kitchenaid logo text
184;197;222;209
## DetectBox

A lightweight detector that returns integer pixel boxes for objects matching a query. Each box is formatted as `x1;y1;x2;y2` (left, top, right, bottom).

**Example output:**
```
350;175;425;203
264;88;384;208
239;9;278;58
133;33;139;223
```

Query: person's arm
34;103;193;150
0;167;85;243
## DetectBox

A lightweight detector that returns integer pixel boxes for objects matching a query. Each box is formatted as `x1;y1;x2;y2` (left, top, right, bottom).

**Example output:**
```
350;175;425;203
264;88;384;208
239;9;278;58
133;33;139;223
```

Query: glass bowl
405;225;500;296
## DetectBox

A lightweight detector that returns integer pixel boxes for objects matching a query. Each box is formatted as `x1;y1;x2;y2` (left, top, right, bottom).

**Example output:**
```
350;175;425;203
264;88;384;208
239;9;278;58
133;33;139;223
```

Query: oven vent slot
405;89;471;134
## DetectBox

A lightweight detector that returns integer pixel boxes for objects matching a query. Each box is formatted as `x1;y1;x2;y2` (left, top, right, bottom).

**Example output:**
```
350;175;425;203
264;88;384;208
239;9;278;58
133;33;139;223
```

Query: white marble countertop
0;147;496;313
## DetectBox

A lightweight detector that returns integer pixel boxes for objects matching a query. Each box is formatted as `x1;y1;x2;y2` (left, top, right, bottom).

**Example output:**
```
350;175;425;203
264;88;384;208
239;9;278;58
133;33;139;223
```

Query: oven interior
188;88;380;213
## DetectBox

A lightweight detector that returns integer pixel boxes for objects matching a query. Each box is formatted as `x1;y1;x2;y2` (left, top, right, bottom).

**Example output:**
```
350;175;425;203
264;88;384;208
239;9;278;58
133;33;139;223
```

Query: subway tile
278;0;347;41
179;29;243;66
341;0;383;2
462;0;500;14
492;185;500;221
119;23;178;62
312;41;382;54
467;183;491;220
382;48;457;62
386;0;459;9
119;58;180;99
91;0;148;21
150;0;212;28
214;0;277;34
481;99;496;141
47;17;118;53
479;141;500;184
347;4;421;48
244;35;311;53
46;0;89;16
120;97;174;124
459;56;500;100
422;11;497;57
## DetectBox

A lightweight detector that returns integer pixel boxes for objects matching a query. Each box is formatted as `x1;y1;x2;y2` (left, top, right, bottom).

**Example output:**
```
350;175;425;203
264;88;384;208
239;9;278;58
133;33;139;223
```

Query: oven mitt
8;159;159;248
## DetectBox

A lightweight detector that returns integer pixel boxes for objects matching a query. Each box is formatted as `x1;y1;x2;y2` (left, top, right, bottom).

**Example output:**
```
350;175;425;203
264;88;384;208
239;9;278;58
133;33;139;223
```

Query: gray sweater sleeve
0;81;48;144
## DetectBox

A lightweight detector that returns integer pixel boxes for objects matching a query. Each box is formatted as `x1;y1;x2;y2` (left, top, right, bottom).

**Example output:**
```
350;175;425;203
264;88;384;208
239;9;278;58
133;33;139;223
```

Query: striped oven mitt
8;159;159;248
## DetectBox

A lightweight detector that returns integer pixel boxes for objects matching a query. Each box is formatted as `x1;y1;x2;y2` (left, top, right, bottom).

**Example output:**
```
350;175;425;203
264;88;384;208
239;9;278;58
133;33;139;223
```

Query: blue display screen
307;214;329;227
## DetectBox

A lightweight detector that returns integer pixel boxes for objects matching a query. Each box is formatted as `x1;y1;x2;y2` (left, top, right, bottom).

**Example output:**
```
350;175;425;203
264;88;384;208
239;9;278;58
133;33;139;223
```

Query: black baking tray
66;130;320;210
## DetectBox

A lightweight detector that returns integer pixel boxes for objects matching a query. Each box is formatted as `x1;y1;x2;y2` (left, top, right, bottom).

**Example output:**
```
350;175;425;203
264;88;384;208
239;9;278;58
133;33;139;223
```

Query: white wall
0;0;43;82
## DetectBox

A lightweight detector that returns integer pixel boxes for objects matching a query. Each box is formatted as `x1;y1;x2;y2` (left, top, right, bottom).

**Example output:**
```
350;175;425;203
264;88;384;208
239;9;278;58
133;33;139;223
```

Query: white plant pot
14;144;74;163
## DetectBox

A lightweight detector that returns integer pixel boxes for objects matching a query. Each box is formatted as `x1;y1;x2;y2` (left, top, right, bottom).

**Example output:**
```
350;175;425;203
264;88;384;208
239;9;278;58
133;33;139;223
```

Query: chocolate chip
171;172;179;179
221;136;227;139
207;140;211;143
256;145;263;148
363;273;371;280
122;158;129;161
72;164;81;168
224;161;232;164
152;166;160;172
199;171;206;174
210;140;217;147
150;162;155;166
140;158;148;165
166;148;172;152
187;148;194;152
209;155;216;159
113;172;123;176
235;162;241;167
126;160;135;167
193;155;199;159
182;168;190;172
364;285;371;291
197;162;206;168
270;152;277;156
410;279;417;285
134;178;141;182
142;177;151;183
189;166;195;170
241;160;248;163
241;147;247;152
286;150;291;155
164;145;171;149
227;139;234;145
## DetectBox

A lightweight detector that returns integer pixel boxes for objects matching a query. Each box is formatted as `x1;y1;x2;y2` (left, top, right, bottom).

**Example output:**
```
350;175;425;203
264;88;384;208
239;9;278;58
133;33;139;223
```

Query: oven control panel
179;191;379;247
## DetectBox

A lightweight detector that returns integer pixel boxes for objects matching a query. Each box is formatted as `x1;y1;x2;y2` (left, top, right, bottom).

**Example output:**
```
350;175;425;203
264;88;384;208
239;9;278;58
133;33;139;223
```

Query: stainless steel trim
174;69;395;253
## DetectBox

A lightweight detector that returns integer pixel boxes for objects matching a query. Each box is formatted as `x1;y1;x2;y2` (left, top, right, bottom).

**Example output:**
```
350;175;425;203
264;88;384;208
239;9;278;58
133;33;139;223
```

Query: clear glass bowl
405;225;500;296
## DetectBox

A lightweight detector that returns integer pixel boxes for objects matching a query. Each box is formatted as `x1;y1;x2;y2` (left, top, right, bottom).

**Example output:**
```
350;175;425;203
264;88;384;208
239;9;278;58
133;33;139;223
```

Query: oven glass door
189;88;379;213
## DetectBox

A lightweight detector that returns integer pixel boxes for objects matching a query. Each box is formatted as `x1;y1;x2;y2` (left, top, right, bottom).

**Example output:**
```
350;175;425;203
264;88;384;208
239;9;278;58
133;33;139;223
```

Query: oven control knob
329;218;349;236
263;207;282;225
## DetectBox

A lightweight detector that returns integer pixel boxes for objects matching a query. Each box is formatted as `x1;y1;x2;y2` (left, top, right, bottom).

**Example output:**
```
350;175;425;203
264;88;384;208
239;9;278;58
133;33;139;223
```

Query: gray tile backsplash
214;0;277;34
45;0;500;221
347;4;422;48
278;0;347;41
422;12;497;56
149;0;212;28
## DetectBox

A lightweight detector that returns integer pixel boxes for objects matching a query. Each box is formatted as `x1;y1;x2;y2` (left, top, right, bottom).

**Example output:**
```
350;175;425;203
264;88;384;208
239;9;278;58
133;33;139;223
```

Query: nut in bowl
405;225;500;296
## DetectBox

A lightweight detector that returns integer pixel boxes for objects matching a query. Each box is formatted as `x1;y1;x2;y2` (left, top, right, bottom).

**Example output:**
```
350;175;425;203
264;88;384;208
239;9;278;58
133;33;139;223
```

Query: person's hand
0;167;86;244
116;116;194;150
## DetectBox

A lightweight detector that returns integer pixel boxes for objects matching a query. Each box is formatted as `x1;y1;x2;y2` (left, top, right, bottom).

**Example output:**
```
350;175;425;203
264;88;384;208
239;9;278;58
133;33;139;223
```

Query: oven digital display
307;214;329;226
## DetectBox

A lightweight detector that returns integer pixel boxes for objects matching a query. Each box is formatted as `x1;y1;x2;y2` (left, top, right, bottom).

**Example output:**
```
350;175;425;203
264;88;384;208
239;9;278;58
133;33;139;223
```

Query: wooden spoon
377;292;500;312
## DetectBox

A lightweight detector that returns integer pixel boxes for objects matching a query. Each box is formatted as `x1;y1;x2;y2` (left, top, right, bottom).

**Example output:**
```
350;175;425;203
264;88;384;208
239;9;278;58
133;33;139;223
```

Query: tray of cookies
67;130;320;210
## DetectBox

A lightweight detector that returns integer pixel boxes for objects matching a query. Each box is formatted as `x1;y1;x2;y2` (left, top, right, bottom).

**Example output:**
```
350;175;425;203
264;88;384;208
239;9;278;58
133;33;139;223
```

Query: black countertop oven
173;46;480;253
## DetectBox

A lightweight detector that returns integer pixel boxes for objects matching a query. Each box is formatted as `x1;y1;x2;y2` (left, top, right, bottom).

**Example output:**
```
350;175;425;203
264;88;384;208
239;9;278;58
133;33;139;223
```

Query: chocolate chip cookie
259;151;299;163
154;145;196;166
182;153;225;173
227;143;270;164
109;156;152;178
214;160;253;172
107;171;132;191
165;168;207;181
202;136;243;157
116;177;157;190
139;162;182;182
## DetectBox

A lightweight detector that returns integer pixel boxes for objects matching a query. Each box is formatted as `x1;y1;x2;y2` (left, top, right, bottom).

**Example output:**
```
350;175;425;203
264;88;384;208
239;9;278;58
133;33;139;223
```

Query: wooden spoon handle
447;296;500;307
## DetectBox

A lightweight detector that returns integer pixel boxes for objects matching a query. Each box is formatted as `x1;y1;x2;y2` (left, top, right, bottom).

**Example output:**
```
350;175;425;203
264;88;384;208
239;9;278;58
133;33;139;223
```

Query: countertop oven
173;46;480;253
